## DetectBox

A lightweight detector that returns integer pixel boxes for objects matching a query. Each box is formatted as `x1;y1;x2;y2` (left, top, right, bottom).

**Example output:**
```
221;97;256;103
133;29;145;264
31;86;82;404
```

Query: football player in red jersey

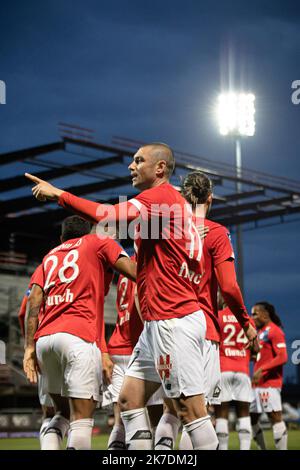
23;215;136;450
250;302;288;450
154;171;258;450
18;266;58;448
26;143;257;450
214;292;252;450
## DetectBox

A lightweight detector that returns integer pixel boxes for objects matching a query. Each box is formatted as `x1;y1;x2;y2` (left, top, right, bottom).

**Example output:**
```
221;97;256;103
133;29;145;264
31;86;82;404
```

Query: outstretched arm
25;173;140;224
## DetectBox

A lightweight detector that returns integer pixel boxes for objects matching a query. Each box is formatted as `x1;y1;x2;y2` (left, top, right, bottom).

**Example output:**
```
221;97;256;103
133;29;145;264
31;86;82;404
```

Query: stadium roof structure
1;128;300;260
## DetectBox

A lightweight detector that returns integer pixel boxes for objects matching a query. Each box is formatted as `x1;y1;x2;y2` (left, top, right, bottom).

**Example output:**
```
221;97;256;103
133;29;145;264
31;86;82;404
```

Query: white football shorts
250;387;282;413
38;372;54;407
125;310;207;398
36;332;102;403
219;371;252;403
102;354;164;407
203;339;221;405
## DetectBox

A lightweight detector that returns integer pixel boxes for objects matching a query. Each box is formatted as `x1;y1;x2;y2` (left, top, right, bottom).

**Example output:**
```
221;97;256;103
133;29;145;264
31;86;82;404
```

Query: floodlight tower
217;92;256;294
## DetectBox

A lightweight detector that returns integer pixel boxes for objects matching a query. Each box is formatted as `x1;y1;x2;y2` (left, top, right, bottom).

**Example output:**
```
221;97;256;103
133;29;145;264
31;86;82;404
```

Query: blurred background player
214;291;252;450
23;215;136;450
18;265;57;448
250;301;288;450
154;171;258;450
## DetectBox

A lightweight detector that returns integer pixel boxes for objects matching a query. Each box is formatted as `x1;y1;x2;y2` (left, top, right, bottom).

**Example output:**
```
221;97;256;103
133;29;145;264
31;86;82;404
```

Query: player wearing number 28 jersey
23;216;136;450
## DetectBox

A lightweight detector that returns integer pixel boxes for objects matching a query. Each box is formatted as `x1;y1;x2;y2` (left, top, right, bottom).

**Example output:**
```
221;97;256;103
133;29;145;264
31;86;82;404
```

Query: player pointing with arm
26;143;221;450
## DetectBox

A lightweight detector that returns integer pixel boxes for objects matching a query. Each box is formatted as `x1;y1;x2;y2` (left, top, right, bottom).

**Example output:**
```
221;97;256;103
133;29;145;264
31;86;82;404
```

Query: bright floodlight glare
218;93;255;136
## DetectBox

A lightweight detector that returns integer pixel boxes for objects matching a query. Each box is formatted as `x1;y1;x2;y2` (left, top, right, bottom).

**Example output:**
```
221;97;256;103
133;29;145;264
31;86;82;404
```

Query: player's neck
149;178;169;189
193;204;207;219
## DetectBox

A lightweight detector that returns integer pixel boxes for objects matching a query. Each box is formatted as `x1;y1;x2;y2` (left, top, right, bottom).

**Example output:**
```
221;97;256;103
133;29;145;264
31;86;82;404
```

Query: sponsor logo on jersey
157;354;173;380
224;348;246;357
46;288;74;306
178;262;203;285
223;314;238;323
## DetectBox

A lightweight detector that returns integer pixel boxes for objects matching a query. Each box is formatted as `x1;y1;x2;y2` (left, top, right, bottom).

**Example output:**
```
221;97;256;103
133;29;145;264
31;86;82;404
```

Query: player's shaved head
61;215;91;242
142;142;175;177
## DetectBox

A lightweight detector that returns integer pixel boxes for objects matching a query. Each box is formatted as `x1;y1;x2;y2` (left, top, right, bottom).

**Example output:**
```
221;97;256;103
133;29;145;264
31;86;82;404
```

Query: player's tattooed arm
23;284;43;384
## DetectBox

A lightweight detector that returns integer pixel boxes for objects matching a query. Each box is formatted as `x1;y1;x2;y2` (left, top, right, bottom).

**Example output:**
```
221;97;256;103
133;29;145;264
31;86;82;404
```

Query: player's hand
252;368;263;385
23;346;39;384
102;352;114;385
25;173;63;201
244;323;259;353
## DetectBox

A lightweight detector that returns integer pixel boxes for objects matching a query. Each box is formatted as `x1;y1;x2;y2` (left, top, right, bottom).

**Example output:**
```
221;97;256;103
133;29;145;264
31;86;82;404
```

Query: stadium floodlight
217;92;255;137
216;91;256;294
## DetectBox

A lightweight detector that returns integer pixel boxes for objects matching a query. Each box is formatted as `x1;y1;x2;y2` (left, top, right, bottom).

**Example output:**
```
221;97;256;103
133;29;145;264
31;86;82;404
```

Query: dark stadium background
0;0;299;414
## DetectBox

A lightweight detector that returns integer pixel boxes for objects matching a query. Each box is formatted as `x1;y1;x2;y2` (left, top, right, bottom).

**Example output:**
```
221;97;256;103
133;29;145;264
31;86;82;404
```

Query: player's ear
207;193;213;205
156;160;167;177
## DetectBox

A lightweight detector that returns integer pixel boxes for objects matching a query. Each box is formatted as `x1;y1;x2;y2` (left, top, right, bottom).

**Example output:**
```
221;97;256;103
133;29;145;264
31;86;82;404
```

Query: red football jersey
129;183;203;321
196;220;235;342
218;306;250;374
34;234;126;346
253;322;287;388
108;258;144;355
18;264;44;336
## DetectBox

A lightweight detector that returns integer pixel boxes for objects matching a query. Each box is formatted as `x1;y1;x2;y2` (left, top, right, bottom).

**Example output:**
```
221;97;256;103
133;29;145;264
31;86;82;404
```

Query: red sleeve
30;264;44;289
58;192;139;223
209;226;235;266
261;328;288;372
215;259;252;329
95;237;129;268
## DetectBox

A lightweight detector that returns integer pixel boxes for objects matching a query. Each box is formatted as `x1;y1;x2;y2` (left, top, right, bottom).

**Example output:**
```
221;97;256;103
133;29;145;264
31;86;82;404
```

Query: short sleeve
30;264;44;289
96;237;129;267
270;327;287;353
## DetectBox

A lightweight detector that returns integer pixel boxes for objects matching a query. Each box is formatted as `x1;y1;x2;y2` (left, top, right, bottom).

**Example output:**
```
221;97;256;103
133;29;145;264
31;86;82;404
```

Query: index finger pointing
25;173;44;184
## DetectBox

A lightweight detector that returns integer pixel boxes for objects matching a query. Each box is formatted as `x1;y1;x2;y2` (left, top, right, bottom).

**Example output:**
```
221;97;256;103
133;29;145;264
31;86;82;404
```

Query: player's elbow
220;280;239;300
